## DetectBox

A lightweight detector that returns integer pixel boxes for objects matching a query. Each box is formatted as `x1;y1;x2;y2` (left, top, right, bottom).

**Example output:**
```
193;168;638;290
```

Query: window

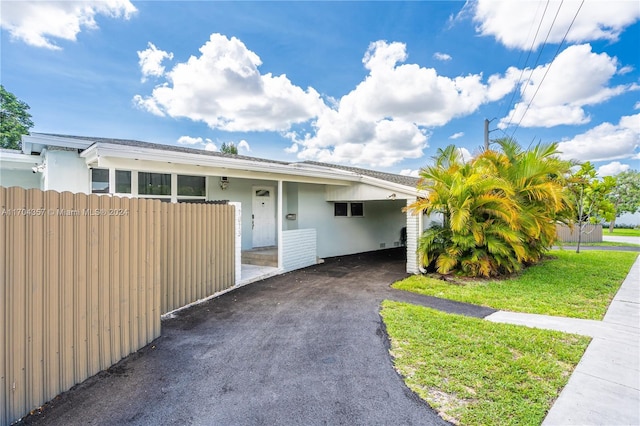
334;202;348;216
178;175;206;196
115;170;131;193
138;172;171;196
91;169;109;193
255;189;270;197
350;202;364;217
334;202;364;217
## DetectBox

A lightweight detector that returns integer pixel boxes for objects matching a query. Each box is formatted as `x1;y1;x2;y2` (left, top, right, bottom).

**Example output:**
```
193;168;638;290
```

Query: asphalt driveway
20;249;492;426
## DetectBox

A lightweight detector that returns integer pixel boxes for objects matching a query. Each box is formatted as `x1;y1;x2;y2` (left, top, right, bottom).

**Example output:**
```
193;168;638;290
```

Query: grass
603;228;640;237
574;241;639;247
381;302;590;426
392;250;638;319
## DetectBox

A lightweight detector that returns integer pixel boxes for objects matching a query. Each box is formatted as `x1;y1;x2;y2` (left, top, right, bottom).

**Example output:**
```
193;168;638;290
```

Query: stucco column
277;180;283;270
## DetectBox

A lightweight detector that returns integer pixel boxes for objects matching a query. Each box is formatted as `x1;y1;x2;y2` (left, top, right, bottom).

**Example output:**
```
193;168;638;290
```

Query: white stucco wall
43;150;90;194
296;183;407;258
0;169;41;189
208;176;278;250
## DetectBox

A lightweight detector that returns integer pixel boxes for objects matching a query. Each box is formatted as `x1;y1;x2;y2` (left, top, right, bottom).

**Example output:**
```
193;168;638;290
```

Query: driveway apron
20;250;450;426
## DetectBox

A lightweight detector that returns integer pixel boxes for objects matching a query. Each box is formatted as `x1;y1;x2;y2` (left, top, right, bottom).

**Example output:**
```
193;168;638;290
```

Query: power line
501;0;550;127
510;0;585;139
509;0;565;133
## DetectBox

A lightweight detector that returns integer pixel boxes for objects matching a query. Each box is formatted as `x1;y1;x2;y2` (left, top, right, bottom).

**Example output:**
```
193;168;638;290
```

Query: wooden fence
1;187;235;425
556;224;603;243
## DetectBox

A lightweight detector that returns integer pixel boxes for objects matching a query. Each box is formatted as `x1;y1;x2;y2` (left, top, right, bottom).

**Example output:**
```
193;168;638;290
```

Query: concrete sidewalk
603;234;640;245
486;255;640;425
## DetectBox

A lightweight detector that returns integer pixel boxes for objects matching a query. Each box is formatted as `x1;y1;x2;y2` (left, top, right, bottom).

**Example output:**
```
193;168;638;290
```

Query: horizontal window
138;172;171;196
178;175;206;196
334;202;364;217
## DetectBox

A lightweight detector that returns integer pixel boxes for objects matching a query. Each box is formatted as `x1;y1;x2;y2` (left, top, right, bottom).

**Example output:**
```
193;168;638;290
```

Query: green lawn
575;241;640;247
603;228;640;237
392;250;638;319
381;302;590;426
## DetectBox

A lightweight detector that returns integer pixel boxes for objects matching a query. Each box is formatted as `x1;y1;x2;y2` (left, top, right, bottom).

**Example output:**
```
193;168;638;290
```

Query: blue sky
1;0;639;178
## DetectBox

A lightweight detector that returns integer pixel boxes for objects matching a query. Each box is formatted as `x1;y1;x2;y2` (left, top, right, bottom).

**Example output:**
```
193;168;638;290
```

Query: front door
252;186;276;247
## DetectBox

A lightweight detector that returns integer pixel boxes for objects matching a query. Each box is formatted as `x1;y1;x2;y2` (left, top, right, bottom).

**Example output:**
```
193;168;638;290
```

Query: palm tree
479;139;574;263
410;146;522;277
409;140;574;277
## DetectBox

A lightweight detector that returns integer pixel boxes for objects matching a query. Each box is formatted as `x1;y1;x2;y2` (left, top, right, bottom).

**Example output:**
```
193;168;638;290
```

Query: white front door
252;186;276;247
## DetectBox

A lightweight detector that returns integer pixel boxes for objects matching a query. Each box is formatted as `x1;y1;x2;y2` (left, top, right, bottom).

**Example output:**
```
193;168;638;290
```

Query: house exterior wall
208;176;278;250
284;182;299;231
42;149;90;193
0;169;41;189
296;183;406;258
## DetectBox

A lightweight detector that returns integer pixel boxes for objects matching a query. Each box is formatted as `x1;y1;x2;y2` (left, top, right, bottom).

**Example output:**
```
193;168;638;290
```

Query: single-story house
1;133;437;282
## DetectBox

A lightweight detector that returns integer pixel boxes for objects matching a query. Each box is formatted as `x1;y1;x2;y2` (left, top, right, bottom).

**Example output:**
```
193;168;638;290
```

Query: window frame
334;201;364;217
91;168;110;194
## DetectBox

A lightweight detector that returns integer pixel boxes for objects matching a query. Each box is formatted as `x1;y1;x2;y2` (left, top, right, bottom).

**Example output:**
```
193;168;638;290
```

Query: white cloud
284;143;299;154
473;0;640;50
134;33;326;132
0;0;136;50
499;44;638;129
635;101;640;110
433;52;452;61
237;140;251;152
400;169;421;177
597;162;630;177
138;42;174;82
291;41;519;167
177;136;217;151
138;38;519;168
449;132;464;139
557;113;640;162
618;65;633;75
457;147;473;163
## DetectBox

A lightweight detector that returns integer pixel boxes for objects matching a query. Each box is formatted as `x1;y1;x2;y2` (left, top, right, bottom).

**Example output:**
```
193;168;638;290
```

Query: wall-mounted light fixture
32;163;46;173
387;193;396;200
220;176;229;190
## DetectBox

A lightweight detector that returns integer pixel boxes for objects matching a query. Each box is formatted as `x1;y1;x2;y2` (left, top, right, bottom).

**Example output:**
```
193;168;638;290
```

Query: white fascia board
22;134;94;155
0;150;41;170
80;143;364;183
359;175;424;198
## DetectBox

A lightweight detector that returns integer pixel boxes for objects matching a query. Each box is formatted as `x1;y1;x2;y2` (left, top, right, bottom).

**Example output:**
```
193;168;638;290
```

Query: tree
606;170;640;232
566;162;616;252
408;139;573;277
220;142;238;154
0;85;34;150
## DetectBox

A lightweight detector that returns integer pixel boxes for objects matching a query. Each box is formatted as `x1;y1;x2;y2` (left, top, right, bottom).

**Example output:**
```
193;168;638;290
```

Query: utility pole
484;118;497;151
484;118;490;151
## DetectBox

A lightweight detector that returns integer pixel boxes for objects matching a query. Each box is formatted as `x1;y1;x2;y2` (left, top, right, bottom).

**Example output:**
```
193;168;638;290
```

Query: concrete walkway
603;234;640;245
486;255;640;425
